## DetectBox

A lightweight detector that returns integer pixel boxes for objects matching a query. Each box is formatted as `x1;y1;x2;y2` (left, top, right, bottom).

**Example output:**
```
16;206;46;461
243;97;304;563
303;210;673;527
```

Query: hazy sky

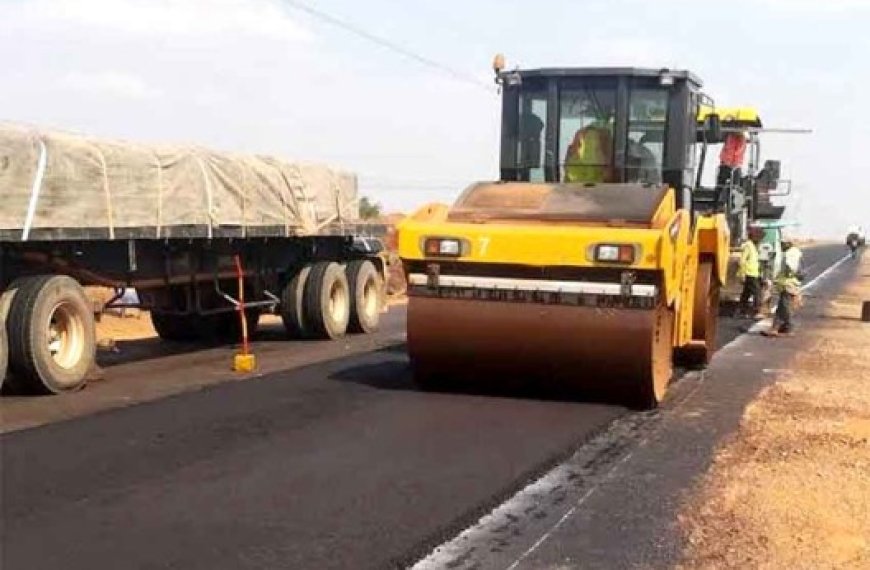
2;0;868;238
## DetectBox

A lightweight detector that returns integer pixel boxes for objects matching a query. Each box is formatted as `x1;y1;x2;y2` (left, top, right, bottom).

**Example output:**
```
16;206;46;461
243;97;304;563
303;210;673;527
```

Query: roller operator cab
398;66;730;409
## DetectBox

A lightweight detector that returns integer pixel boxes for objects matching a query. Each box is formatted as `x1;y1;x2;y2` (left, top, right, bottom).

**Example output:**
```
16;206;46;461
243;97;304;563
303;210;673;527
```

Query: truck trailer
0;123;386;394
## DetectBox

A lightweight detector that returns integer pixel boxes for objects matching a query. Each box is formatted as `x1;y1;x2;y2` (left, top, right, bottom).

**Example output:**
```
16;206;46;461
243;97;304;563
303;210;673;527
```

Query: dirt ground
678;255;870;569
95;312;156;344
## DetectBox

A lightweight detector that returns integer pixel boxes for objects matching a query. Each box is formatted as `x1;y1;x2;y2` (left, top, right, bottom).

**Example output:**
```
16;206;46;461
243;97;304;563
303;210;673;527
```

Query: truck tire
304;261;350;340
346;259;383;334
1;284;20;393
150;312;199;342
281;265;312;338
0;318;8;394
6;275;95;394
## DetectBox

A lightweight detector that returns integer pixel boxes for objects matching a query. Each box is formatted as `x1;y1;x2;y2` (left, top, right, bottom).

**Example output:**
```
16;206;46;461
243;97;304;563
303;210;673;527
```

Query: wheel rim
328;280;349;324
47;301;86;372
361;277;379;320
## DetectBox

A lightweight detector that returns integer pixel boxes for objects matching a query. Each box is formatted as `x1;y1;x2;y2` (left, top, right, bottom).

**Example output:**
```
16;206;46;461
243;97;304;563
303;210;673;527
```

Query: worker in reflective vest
765;237;803;337
564;124;613;183
716;132;747;187
738;226;764;319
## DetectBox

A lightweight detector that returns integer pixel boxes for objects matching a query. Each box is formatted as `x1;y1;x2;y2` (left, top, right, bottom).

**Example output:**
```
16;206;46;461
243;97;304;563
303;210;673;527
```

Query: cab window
517;90;547;182
558;85;617;183
626;88;668;184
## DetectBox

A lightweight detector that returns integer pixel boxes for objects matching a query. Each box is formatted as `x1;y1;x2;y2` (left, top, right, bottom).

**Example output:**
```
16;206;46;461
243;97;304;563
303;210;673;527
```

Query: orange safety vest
720;133;747;168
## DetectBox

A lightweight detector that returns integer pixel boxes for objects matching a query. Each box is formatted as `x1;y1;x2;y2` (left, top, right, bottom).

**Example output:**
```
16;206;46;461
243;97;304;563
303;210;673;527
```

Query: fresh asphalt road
0;244;848;570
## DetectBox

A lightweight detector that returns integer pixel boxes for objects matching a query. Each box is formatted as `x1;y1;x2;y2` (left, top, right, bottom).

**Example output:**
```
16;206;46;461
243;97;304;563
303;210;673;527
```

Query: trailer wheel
0;318;8;394
1;284;20;393
304;261;350;340
346;259;383;334
6;275;95;394
150;312;199;342
281;265;313;338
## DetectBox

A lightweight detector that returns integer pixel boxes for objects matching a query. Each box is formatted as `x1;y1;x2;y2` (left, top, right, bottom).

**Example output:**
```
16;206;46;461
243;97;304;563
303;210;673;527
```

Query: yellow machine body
398;181;729;408
698;106;762;128
398;65;734;408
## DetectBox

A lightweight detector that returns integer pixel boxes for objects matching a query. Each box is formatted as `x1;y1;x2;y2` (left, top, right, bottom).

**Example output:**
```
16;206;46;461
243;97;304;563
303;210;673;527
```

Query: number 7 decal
478;237;490;256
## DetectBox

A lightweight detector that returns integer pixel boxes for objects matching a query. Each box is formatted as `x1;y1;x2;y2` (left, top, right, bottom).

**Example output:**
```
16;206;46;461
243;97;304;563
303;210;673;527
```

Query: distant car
846;225;866;248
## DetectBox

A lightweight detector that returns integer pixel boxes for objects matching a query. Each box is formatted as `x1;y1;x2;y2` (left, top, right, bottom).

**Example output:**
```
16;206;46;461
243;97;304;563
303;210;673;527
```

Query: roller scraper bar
407;274;658;297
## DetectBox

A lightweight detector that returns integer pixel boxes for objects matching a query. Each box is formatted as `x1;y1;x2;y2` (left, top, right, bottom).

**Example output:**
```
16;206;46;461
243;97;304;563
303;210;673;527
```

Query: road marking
800;252;851;293
505;488;597;570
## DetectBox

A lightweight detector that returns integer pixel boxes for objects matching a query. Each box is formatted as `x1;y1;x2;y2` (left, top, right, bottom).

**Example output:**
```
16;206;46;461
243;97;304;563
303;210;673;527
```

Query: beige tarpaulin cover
0;123;359;240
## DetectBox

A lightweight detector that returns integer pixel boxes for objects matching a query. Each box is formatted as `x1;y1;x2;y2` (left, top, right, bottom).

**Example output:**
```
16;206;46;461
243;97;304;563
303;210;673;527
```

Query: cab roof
511;67;703;87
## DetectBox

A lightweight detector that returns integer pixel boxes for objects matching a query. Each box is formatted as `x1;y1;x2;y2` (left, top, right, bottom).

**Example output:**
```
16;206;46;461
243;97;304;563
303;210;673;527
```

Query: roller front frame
398;198;728;405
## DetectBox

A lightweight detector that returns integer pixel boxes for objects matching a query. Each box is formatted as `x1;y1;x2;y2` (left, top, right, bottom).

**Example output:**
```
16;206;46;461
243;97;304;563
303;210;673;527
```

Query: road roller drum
408;295;674;408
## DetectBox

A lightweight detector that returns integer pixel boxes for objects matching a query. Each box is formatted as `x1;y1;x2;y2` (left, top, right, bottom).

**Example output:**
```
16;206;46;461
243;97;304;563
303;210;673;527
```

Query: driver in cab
564;122;614;183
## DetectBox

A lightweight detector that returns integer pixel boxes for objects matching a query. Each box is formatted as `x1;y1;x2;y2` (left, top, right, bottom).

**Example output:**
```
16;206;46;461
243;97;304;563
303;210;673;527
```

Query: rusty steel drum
407;296;674;408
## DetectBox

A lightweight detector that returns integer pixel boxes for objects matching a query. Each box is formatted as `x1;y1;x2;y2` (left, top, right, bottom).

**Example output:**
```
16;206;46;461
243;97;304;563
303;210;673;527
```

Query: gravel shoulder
678;252;870;569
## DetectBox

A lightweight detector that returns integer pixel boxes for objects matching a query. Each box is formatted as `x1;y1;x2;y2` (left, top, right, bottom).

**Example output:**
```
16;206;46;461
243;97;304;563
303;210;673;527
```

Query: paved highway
0;243;848;570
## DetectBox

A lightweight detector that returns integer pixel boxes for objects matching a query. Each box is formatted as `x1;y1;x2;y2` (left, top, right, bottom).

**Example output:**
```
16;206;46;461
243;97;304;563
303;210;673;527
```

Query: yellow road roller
398;64;730;408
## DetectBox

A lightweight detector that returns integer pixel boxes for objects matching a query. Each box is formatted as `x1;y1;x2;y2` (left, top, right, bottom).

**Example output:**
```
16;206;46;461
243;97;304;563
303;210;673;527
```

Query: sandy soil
678;255;870;569
95;312;156;345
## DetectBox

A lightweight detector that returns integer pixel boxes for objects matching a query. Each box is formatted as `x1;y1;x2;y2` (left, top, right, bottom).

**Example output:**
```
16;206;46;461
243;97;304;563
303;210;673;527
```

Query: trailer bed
0;123;358;242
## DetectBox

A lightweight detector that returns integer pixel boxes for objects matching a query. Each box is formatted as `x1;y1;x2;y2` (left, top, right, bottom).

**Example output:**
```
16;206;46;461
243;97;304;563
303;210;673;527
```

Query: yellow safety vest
776;247;802;292
564;126;612;183
738;240;760;279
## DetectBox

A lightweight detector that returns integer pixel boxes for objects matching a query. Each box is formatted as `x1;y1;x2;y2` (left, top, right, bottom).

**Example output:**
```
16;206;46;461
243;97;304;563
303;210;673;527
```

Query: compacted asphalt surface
0;244;848;570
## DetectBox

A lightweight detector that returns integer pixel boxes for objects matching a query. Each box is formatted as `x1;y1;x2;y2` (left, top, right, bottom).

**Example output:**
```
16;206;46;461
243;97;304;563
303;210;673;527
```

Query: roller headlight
592;243;637;264
423;237;464;257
